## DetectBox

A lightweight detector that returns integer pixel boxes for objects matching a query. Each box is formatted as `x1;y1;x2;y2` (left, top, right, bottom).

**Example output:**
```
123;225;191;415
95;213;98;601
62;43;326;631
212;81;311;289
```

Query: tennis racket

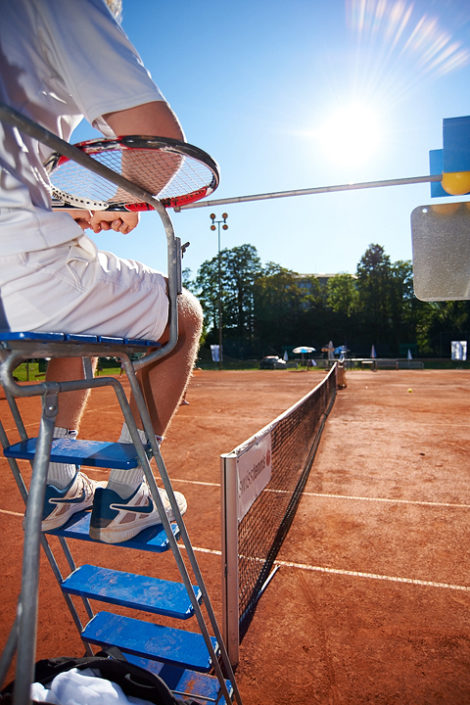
44;135;219;211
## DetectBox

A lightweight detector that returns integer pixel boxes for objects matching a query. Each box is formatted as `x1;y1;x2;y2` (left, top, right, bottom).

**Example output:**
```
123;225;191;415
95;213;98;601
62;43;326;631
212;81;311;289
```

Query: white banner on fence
451;340;467;361
237;431;272;522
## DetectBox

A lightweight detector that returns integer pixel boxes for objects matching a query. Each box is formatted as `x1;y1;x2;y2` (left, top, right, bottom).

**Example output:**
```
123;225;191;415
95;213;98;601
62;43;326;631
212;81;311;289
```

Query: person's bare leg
45;356;97;488
106;290;202;499
46;356;97;429
131;290;203;436
89;290;202;542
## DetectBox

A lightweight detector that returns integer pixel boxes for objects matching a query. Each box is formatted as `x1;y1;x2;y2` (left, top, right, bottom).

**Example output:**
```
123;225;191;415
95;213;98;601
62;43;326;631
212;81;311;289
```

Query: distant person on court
0;0;202;543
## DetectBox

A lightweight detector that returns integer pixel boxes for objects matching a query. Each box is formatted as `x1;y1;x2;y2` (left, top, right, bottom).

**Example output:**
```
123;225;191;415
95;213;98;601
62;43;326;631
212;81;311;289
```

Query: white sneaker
89;480;187;544
42;471;106;531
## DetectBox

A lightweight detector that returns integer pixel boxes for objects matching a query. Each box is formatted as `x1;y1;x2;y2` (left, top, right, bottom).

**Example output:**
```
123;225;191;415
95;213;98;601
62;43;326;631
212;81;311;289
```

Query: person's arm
102;100;184;141
90;101;184;234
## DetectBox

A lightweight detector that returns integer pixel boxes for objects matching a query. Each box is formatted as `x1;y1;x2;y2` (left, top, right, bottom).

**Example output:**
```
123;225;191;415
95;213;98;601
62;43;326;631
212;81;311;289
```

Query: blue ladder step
125;655;233;704
3;438;147;469
48;512;180;552
62;564;200;619
82;612;219;672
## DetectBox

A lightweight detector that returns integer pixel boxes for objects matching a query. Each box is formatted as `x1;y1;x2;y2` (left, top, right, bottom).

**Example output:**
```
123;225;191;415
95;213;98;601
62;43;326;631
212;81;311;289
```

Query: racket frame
44;134;219;211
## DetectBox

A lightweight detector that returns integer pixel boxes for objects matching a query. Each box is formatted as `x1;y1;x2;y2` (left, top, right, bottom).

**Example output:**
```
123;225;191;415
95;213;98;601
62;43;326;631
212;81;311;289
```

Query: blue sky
75;0;470;279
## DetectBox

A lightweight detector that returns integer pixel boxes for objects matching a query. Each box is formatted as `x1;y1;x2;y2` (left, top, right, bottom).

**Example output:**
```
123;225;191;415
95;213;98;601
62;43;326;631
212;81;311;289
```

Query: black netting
236;366;337;636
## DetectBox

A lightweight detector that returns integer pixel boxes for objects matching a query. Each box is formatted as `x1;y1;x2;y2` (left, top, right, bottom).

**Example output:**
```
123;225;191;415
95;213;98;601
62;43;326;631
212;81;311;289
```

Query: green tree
425;300;470;356
253;264;311;351
181;267;194;291
389;260;415;352
356;244;394;350
222;244;262;338
253;268;329;353
194;256;220;335
326;274;359;317
194;244;262;352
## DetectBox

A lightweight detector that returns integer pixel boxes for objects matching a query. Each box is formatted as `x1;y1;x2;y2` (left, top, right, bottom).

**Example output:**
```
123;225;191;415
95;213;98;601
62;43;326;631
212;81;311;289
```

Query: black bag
1;650;184;705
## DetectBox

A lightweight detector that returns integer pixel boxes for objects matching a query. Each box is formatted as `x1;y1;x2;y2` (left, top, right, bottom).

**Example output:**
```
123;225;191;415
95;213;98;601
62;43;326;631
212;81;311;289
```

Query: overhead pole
177;173;442;210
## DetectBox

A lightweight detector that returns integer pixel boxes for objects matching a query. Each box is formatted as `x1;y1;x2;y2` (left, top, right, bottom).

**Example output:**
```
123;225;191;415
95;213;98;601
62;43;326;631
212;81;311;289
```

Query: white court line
0;508;23;518
183;545;470;592
305;491;470;509
265;488;470;510
2;423;39;434
173;479;220;488
273;559;470;592
180;544;222;557
1;508;467;593
172;483;470;508
174;482;470;509
331;418;470;429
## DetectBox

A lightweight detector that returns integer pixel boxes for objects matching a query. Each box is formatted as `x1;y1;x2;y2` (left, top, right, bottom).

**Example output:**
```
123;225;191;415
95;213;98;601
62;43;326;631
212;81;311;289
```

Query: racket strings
49;146;215;209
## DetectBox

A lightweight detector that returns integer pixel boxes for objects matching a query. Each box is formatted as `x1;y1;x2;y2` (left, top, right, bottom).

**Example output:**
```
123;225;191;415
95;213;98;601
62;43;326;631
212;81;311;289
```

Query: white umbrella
292;346;315;354
293;346;316;366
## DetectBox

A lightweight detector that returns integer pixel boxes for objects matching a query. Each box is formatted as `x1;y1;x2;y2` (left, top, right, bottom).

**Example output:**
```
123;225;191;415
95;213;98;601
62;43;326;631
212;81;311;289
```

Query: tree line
183;242;470;359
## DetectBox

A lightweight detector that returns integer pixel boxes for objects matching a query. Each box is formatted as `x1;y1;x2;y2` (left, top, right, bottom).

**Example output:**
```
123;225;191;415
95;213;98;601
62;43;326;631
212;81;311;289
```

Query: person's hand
64;209;93;229
89;211;139;234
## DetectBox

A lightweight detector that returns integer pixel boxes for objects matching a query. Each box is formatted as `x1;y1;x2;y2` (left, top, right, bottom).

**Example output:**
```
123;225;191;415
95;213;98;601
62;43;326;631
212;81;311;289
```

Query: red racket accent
44;135;219;211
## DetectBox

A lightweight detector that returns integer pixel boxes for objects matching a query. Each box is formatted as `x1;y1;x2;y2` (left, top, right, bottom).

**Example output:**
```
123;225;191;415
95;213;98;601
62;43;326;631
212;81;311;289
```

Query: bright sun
316;101;383;168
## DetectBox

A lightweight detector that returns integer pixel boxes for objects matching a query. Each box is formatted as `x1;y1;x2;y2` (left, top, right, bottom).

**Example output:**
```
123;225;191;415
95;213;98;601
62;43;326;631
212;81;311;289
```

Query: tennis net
221;363;337;665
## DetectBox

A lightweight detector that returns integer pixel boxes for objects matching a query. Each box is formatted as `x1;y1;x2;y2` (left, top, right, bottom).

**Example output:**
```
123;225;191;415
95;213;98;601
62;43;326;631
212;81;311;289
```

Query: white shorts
0;235;169;341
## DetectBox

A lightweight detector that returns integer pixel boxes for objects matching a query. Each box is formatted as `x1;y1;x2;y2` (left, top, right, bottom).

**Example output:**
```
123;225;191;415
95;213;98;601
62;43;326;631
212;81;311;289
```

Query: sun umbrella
293;346;316;366
292;346;315;354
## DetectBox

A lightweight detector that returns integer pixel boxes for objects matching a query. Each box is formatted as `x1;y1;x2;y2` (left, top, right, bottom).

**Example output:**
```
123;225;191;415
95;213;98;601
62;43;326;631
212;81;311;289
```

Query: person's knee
179;289;203;337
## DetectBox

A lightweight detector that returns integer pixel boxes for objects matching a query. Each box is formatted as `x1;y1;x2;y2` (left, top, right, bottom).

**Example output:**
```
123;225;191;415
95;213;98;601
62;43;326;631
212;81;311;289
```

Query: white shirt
0;0;165;254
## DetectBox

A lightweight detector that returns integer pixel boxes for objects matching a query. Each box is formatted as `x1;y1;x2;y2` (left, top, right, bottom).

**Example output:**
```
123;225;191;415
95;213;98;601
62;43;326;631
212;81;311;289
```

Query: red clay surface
1;368;470;704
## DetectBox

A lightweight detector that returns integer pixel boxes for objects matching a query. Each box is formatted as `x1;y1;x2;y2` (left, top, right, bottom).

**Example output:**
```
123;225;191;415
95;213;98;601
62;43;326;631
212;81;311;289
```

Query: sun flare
316;101;383;168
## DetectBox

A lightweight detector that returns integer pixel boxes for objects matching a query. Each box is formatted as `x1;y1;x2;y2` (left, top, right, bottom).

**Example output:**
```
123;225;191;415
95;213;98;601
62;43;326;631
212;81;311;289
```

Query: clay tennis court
1;367;469;704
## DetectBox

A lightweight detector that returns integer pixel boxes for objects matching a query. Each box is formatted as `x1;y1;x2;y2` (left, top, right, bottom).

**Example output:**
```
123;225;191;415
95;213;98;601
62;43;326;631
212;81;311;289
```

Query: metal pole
217;220;223;370
210;213;228;369
13;387;59;705
221;453;240;668
178;173;443;210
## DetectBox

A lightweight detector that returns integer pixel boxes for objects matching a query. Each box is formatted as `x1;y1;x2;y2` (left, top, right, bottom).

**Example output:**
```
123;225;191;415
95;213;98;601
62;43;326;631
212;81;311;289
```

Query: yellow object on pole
441;171;470;196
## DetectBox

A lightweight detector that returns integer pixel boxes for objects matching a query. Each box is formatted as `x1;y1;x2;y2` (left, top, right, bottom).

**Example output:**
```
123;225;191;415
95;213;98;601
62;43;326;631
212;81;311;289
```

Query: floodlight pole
210;212;228;369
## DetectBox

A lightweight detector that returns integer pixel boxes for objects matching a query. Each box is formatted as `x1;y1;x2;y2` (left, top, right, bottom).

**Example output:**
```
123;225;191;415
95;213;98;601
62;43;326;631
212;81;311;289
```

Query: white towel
31;667;154;705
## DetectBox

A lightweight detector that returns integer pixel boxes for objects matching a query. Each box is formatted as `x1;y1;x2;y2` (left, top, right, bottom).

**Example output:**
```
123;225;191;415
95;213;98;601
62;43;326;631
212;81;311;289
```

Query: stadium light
209;212;228;369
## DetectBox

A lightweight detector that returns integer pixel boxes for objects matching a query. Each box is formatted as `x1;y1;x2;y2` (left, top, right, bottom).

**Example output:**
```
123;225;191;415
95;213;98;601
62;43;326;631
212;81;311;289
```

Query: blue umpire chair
0;105;242;705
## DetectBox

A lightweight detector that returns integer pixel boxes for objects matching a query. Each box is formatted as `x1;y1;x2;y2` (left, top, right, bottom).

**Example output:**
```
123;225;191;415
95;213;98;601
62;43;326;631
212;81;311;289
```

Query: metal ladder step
47;512;180;553
4;437;147;469
82;612;219;672
62;564;200;619
125;654;233;704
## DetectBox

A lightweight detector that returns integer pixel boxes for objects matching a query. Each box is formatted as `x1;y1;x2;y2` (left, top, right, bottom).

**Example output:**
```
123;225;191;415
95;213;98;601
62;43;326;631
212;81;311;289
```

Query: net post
221;452;240;668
